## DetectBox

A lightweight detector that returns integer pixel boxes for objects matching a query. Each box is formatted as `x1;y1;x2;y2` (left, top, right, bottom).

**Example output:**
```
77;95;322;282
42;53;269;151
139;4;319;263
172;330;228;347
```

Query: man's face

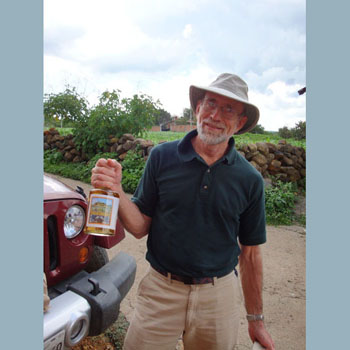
196;92;247;145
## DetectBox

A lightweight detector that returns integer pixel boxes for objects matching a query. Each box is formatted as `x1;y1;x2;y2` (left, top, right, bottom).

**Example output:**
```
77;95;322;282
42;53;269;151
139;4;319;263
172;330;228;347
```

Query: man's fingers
92;165;116;178
95;158;108;167
107;158;121;169
91;178;117;191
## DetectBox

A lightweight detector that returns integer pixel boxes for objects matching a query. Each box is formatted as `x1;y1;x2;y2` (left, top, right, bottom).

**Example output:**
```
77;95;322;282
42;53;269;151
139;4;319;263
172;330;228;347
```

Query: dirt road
49;173;305;350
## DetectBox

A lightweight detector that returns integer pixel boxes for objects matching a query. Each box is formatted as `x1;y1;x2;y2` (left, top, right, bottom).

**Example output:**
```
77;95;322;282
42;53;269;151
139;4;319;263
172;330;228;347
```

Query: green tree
73;90;160;157
250;123;266;134
44;86;88;128
292;121;306;140
175;107;196;125
278;126;293;139
153;108;172;126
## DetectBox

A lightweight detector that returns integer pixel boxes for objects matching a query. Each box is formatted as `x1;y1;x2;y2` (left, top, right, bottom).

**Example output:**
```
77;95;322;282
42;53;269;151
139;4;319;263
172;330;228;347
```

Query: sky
44;0;306;131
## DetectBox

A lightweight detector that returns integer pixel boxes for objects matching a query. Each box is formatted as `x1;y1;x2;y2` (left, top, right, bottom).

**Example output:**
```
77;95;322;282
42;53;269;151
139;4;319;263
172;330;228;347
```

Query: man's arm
239;244;275;350
91;158;151;239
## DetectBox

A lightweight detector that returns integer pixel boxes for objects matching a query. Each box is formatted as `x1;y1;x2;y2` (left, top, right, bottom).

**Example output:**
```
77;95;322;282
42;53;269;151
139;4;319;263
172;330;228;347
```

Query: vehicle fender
68;251;136;336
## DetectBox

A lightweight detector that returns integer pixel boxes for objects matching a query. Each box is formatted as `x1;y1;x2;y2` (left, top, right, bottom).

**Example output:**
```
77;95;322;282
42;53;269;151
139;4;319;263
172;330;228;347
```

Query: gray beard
197;122;229;145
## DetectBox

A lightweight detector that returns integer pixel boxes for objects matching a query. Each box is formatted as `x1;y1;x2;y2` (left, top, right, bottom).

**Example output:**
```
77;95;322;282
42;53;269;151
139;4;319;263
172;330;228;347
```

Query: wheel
84;246;109;273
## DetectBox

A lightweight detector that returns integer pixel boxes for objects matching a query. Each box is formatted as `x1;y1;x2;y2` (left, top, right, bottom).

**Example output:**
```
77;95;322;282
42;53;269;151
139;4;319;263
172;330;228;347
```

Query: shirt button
207;169;210;173
203;185;208;190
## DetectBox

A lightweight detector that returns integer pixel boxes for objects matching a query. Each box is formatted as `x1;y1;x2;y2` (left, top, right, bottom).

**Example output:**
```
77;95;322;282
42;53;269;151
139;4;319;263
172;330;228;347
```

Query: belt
152;265;237;285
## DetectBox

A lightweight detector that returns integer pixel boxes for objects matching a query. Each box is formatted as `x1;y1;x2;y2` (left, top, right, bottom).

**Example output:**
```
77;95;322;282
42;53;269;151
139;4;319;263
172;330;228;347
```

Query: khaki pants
123;267;242;350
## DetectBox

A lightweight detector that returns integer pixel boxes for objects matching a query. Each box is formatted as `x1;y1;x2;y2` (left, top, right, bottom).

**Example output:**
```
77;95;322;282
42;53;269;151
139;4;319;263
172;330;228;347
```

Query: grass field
45;127;305;148
144;131;305;148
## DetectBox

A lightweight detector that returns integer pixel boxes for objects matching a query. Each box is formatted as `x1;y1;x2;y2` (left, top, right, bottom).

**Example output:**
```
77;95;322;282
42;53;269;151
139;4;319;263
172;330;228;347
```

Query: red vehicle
43;175;136;350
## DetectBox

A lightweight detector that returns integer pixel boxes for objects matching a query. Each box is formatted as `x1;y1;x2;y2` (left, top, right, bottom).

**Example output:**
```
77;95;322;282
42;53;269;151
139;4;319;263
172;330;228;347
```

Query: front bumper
44;251;136;349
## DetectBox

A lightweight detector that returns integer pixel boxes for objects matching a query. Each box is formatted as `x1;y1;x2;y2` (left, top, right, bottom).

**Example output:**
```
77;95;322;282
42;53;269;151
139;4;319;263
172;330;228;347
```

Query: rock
119;134;135;143
282;156;294;166
300;168;306;177
274;151;284;160
245;151;259;161
266;153;275;164
72;156;81;163
68;139;75;147
110;144;118;153
247;143;258;152
110;137;119;144
261;164;268;173
51;135;61;143
64;151;74;161
49;128;59;135
266;142;277;153
239;144;249;153
238;151;246;158
63;145;72;152
256;142;269;156
249;160;261;173
44;143;50;150
119;152;128;160
55;141;64;149
268;159;282;172
71;149;80;156
288;170;301;182
123;140;135;151
280;166;297;175
134;138;154;149
252;153;268;167
116;144;124;154
278;139;287;145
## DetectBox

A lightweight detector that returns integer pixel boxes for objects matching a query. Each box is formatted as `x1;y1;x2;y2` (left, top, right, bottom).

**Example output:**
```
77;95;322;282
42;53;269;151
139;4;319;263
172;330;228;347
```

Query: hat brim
189;85;260;135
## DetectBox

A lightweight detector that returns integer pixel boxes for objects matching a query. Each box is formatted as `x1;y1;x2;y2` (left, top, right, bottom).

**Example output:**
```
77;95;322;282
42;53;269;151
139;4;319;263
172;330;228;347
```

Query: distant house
151;116;196;132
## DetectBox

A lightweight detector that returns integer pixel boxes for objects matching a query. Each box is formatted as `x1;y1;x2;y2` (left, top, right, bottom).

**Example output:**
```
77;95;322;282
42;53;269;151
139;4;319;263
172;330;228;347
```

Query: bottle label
86;194;119;229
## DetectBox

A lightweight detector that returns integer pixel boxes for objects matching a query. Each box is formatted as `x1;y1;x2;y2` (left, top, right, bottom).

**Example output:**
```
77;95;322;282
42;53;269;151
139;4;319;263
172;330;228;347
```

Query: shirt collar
177;129;237;165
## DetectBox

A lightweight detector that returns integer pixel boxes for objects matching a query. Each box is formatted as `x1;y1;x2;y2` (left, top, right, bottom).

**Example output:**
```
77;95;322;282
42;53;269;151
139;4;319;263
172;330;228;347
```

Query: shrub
265;180;298;225
250;123;266;134
73;90;160;157
44;149;63;164
120;149;146;194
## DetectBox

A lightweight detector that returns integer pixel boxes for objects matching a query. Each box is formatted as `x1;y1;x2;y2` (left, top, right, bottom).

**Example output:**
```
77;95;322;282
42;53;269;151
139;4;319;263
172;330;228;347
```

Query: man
91;73;275;350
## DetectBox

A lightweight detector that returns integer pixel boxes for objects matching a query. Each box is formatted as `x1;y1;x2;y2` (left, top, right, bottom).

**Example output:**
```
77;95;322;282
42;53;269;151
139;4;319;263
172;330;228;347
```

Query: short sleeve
238;174;266;245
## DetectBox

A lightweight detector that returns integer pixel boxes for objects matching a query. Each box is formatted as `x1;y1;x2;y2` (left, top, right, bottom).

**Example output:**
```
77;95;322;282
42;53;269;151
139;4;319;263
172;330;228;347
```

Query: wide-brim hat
189;73;260;135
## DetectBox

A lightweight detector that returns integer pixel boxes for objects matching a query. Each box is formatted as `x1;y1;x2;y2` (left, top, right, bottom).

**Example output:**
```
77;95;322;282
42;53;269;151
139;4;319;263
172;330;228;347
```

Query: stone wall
237;141;306;183
44;128;305;183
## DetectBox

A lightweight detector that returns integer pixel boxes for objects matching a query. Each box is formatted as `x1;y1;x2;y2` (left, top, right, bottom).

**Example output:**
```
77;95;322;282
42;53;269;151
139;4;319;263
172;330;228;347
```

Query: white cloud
250;81;306;131
44;0;306;131
183;24;193;39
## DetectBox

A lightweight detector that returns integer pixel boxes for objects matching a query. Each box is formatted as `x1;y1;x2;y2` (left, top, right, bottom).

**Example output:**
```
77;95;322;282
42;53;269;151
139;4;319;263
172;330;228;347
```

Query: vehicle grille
47;215;59;270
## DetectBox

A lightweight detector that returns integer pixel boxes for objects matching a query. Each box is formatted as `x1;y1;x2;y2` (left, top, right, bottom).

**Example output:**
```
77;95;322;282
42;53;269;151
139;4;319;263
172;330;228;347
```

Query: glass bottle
85;188;120;236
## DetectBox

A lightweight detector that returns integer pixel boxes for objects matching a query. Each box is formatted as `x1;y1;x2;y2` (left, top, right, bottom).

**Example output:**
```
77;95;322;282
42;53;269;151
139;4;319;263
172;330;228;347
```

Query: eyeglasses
201;98;242;119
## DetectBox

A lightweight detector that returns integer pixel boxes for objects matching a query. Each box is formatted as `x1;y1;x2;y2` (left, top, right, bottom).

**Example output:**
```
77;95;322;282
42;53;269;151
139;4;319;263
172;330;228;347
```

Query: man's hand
239;244;275;350
248;320;275;350
91;158;122;192
91;158;151;239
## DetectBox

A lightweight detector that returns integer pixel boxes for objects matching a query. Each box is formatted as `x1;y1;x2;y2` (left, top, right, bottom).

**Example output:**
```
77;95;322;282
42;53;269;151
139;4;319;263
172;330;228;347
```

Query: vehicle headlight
64;205;85;239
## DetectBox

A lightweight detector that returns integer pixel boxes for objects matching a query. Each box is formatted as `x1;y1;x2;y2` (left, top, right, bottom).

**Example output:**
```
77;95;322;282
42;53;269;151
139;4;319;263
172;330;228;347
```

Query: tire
84;246;109;273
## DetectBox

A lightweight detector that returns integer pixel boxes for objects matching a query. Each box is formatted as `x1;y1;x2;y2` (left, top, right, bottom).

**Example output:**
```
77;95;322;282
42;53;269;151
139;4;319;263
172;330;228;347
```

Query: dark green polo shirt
132;130;266;278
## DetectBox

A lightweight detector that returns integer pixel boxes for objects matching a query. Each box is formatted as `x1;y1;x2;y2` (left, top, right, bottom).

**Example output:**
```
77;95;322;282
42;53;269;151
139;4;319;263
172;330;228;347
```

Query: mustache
203;121;226;129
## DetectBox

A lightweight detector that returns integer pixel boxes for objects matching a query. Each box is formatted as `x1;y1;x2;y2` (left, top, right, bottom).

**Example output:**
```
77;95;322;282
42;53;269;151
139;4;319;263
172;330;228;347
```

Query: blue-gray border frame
0;0;43;348
307;0;350;348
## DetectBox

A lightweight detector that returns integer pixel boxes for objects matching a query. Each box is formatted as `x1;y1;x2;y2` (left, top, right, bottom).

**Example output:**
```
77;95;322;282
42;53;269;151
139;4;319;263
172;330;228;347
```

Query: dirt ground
49;173;305;350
